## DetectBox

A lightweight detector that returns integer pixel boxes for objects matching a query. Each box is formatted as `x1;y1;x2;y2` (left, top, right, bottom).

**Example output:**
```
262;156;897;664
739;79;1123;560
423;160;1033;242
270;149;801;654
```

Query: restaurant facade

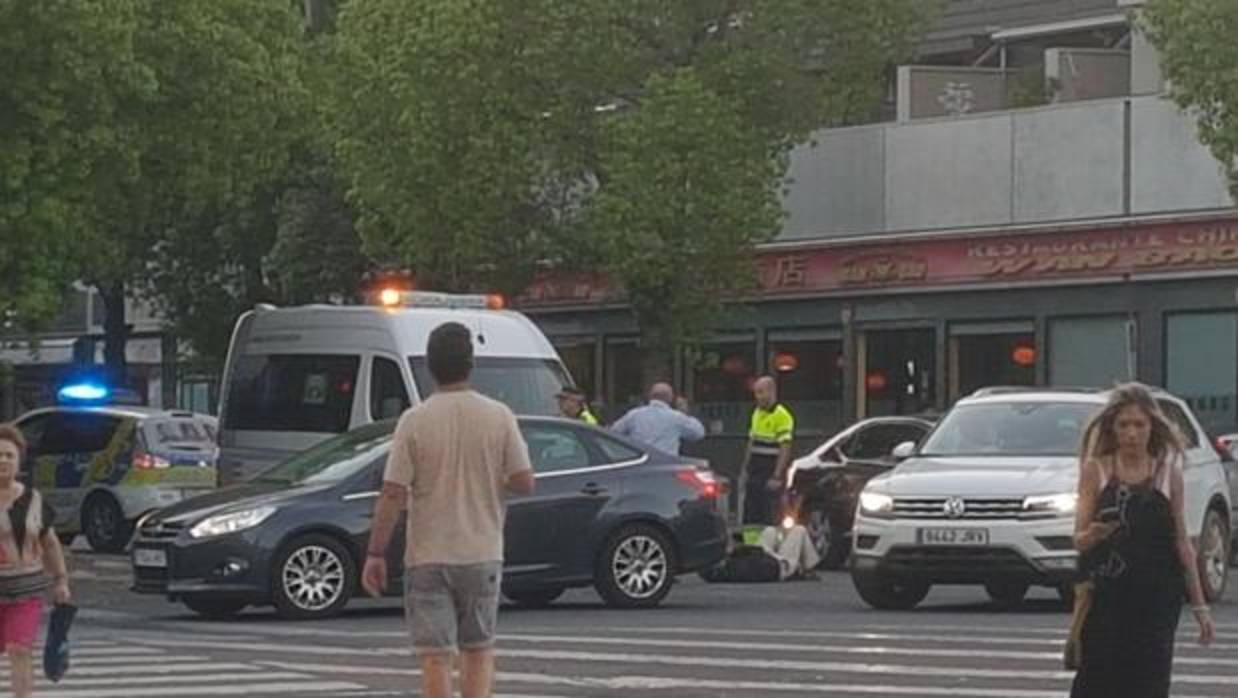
520;212;1238;447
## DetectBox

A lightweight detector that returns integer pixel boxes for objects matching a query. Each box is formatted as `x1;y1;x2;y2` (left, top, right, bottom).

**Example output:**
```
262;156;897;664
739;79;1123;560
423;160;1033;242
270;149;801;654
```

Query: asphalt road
8;547;1238;698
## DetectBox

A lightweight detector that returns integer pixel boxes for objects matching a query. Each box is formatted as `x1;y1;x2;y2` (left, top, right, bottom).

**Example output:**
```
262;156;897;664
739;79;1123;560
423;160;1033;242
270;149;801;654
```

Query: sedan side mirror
891;441;916;461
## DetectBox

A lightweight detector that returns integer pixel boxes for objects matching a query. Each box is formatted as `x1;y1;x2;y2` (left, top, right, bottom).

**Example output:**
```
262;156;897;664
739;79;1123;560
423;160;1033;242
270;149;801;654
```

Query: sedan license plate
917;528;989;546
133;547;167;568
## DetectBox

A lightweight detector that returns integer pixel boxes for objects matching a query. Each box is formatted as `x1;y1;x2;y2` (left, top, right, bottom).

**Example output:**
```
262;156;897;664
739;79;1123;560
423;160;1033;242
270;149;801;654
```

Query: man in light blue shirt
610;383;706;455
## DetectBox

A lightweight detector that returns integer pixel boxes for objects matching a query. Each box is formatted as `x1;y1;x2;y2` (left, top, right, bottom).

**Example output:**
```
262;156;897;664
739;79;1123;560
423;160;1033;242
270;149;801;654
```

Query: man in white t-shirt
362;322;535;698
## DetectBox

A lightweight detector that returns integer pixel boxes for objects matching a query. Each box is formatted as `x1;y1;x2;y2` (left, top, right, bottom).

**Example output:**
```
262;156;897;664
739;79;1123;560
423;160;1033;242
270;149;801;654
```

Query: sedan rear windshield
254;421;394;486
918;402;1099;457
410;357;568;417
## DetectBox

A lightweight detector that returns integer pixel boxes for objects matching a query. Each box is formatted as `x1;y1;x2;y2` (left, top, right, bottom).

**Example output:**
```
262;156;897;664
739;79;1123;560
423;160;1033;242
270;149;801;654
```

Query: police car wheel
82;494;131;554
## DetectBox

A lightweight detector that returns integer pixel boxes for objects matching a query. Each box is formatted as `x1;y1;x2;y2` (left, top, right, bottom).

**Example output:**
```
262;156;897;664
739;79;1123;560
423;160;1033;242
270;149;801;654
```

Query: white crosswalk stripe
0;639;368;697
62;618;1235;698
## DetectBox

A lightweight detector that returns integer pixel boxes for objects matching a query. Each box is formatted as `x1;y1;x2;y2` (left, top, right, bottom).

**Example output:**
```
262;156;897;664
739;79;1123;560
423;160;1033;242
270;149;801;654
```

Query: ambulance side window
371;356;411;421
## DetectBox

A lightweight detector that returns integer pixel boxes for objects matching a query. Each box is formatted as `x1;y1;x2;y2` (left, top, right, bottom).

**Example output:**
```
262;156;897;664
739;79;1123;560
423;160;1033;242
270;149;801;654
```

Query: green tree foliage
588;71;785;380
80;0;308;379
329;0;638;296
1142;0;1238;199
0;0;147;330
330;0;935;384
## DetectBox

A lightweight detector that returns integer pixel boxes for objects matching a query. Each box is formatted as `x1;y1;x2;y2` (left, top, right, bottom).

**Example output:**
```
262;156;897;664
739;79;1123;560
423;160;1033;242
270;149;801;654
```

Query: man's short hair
427;322;474;385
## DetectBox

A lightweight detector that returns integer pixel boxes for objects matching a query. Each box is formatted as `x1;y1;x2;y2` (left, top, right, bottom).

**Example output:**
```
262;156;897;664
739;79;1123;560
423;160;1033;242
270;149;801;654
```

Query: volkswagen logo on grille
943;497;966;519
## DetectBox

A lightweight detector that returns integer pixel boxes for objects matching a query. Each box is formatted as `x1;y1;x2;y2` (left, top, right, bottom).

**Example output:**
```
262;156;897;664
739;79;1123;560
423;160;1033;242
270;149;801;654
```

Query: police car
15;382;219;553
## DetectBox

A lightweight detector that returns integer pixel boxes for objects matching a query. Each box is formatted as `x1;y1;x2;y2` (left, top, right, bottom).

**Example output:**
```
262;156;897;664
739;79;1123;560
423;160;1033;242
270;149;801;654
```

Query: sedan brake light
676;468;720;499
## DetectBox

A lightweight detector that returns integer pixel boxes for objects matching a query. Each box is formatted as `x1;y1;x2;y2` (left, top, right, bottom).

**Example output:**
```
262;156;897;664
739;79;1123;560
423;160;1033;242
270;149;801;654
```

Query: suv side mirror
891;441;916;461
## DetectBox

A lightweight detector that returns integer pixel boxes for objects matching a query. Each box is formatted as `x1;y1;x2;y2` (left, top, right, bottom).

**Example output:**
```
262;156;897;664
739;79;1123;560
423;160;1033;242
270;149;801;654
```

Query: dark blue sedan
130;417;728;619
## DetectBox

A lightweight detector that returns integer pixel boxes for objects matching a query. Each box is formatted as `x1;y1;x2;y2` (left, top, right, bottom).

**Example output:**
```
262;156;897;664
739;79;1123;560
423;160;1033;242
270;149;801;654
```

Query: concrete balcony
780;95;1234;242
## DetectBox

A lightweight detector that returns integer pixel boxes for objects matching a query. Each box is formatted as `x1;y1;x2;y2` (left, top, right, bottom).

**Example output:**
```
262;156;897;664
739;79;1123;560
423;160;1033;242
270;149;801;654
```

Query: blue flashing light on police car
57;381;110;403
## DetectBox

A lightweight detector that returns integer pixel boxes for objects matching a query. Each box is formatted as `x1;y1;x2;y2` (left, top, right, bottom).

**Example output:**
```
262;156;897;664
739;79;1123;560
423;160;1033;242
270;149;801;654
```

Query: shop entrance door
857;328;936;419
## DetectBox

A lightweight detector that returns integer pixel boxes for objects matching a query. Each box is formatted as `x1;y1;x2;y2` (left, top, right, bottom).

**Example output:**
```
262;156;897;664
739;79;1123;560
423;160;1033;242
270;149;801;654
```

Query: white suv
851;387;1232;610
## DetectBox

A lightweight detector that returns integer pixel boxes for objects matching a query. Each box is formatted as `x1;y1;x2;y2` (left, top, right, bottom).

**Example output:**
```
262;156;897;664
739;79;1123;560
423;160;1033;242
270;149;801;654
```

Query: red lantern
772;352;799;373
865;372;888;392
1011;345;1036;367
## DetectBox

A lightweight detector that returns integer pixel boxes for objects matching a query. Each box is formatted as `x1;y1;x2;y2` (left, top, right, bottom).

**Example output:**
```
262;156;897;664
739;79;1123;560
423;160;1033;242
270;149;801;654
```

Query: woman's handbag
1063;580;1094;671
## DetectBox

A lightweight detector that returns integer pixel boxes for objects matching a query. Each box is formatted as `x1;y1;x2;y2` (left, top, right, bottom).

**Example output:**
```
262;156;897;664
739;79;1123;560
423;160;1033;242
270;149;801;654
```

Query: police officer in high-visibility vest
741;375;795;525
556;386;599;426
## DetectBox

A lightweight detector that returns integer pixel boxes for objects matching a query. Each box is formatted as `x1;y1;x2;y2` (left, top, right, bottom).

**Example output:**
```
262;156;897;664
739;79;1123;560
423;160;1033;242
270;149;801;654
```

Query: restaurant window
767;330;843;436
1166;312;1237;436
860;328;936;418
948;321;1036;401
604;338;644;421
554;338;597;402
1048;316;1132;388
690;338;756;435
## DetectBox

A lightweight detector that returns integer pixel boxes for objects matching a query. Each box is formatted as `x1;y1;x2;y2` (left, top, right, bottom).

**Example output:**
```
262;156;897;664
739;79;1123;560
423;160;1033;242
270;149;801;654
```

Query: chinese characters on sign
766;254;808;288
517;220;1238;307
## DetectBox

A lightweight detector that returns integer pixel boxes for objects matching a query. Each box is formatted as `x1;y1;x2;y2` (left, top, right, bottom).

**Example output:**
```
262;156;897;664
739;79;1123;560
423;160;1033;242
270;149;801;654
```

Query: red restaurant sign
518;217;1238;307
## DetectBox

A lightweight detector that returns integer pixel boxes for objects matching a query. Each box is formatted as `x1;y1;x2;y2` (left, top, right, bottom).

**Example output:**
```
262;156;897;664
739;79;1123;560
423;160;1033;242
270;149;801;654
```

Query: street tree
590;0;937;381
0;0;145;332
587;71;784;382
1142;0;1238;199
81;0;306;382
328;0;637;297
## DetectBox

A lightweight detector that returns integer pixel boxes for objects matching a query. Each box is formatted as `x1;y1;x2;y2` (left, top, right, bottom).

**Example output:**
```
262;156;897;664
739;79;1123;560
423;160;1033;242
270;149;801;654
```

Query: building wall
781;95;1234;241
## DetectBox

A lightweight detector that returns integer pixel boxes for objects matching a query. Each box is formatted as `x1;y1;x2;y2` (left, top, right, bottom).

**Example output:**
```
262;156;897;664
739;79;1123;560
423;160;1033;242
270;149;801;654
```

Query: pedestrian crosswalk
0;639;372;697
4;615;1235;697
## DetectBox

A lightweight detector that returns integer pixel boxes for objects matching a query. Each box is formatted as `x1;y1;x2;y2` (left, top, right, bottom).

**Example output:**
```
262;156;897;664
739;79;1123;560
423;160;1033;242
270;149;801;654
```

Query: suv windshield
254;421;394;485
918;401;1099;457
410;357;568;416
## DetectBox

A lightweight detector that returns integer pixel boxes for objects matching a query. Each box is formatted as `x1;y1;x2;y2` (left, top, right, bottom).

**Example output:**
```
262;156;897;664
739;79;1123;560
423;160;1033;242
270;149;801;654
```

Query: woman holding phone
1070;384;1215;697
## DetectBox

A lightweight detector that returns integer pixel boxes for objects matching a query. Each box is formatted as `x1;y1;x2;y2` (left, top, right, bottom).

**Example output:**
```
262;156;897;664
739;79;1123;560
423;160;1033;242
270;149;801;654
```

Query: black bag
699;545;782;583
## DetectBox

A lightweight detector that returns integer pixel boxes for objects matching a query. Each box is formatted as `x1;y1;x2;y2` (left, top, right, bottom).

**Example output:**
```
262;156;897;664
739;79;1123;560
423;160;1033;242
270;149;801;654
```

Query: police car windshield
254;421;394;485
409;357;567;417
917;402;1098;457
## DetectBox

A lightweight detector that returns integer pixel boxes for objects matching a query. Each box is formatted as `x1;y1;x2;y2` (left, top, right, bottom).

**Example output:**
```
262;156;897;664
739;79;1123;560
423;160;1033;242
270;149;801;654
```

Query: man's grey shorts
405;562;502;655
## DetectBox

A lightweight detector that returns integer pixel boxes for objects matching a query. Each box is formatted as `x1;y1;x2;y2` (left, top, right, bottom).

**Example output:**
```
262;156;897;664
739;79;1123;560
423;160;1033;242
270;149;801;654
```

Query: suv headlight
189;506;277;539
1022;493;1077;517
859;491;895;516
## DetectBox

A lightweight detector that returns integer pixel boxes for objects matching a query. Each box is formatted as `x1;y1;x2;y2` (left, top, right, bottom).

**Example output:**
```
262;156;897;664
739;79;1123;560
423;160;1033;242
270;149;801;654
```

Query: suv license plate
133;548;168;568
917;528;989;545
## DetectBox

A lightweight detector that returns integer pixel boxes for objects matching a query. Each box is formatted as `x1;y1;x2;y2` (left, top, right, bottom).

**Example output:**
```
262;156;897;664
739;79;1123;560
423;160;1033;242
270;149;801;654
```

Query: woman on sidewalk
0;424;72;698
1070;384;1215;697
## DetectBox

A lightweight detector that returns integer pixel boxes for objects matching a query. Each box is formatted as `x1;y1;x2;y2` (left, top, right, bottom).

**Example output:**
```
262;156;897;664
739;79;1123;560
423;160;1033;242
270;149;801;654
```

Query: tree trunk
638;327;674;390
99;281;130;387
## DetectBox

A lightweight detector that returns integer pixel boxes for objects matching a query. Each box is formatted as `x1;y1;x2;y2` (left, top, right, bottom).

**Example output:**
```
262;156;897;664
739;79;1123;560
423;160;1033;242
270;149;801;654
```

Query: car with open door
786;416;935;569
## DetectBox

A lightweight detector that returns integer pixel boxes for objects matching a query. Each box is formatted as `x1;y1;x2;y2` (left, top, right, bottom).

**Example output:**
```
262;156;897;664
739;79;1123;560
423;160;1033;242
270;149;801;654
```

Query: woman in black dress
1071;384;1215;698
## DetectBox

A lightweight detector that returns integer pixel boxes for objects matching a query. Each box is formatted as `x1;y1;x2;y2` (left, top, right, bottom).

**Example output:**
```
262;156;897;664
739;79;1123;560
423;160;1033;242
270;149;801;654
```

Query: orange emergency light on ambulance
215;291;574;485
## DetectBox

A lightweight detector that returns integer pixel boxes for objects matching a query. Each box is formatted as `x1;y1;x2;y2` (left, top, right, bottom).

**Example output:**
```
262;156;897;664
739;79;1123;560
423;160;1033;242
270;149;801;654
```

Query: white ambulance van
215;291;571;485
